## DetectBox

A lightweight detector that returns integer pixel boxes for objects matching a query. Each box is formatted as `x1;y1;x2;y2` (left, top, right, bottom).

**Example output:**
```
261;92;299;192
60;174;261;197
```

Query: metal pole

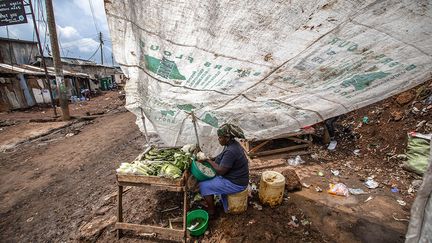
45;0;70;120
27;0;57;117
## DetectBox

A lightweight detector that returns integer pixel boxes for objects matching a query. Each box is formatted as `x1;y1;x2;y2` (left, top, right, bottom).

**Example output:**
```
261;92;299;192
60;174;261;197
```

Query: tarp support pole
140;108;150;145
191;112;200;149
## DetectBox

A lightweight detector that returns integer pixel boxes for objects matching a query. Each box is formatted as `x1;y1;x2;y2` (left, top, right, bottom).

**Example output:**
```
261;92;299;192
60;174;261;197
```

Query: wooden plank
117;185;123;239
183;188;188;242
248;140;271;154
286;136;312;144
116;173;184;187
258;128;316;140
116;222;184;240
250;161;286;170
282;150;311;158
239;139;250;152
117;182;184;192
251;144;309;157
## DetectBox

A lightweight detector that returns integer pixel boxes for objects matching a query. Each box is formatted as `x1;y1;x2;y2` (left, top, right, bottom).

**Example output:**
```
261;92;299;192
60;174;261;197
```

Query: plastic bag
328;183;349;197
288;155;305;166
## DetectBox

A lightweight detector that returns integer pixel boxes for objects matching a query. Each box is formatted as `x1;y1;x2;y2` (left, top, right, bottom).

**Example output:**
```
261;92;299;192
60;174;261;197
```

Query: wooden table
115;147;189;242
241;127;315;157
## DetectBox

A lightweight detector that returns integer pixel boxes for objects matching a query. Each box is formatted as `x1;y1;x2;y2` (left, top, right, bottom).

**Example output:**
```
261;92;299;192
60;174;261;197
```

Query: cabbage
196;152;208;160
181;144;196;153
159;163;182;179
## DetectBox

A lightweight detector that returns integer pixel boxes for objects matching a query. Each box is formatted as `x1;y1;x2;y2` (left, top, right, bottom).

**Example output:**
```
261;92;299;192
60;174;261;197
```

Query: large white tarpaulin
105;0;432;154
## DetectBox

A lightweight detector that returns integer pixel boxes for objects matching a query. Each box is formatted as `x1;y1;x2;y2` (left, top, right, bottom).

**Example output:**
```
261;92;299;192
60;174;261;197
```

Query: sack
404;132;432;175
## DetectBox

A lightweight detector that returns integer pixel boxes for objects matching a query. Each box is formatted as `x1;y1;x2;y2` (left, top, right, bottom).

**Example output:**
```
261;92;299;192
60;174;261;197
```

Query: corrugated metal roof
0;63;44;75
0;63;90;78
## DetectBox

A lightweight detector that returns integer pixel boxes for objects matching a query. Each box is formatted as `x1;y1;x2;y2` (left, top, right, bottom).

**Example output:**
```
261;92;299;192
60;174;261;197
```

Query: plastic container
227;188;248;214
259;171;285;207
190;159;216;182
186;209;209;236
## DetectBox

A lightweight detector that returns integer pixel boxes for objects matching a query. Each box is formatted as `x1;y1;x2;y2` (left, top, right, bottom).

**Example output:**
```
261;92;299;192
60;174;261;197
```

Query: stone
281;169;302;191
396;91;415;106
391;111;403;121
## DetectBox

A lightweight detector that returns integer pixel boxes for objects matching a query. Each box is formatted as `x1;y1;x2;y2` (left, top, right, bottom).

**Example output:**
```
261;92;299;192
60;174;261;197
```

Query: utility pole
45;0;70;120
99;32;104;65
28;0;57;117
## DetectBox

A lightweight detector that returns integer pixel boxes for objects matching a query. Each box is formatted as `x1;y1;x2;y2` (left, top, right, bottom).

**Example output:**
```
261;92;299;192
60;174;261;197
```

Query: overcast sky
0;0;114;65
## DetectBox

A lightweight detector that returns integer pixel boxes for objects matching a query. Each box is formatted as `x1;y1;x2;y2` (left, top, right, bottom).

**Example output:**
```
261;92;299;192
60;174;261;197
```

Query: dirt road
0;111;145;242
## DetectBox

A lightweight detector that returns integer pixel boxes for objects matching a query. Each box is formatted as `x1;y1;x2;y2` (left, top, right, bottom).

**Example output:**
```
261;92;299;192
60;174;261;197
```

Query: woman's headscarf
217;123;245;139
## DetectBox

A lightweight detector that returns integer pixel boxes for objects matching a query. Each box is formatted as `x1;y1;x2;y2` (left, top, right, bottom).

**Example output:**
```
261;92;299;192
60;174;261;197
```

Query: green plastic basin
190;159;216;182
187;209;209;236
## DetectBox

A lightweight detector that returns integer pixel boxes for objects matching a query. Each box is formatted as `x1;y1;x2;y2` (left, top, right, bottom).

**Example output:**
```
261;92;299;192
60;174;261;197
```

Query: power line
87;45;100;61
88;0;99;33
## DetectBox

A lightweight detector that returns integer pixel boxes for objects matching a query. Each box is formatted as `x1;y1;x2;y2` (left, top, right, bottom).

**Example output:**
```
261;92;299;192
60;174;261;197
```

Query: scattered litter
139;233;156;237
301;219;311;225
247;219;257;226
247;183;258;197
288;215;300;227
288;220;299;228
327;140;337;150
66;133;75;137
362;116;369;124
331;169;340;176
315;186;323;192
408;186;415;195
411;180;423;190
302;183;311;188
26;217;34;222
318;171;324;177
348;188;367;195
191;193;203;205
391;187;399;193
252;202;263;211
353;149;361;156
416;120;427;129
160;206;179;213
392;215;410;222
328;183;349;197
397;200;407;206
288;155;305;166
365;178;379;189
187;222;200;230
365;196;373;202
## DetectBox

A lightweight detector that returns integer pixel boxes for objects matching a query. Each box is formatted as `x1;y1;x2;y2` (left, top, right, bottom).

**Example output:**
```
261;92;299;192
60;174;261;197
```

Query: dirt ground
0;81;431;242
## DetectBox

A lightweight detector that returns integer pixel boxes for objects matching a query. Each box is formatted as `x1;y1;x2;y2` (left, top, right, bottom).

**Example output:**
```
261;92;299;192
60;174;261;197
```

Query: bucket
227;188;248;214
190;159;216;182
186;209;209;236
259;171;285;207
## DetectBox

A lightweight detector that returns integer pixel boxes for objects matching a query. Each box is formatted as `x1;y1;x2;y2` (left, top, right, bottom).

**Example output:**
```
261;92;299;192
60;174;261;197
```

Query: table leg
183;187;188;243
117;185;123;239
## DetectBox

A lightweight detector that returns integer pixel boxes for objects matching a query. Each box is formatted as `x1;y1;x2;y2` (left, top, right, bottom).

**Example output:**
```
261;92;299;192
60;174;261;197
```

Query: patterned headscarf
217;123;245;139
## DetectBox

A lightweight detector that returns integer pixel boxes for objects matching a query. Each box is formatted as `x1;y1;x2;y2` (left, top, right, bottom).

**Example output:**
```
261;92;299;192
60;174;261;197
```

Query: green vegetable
159;163;182;179
117;147;192;179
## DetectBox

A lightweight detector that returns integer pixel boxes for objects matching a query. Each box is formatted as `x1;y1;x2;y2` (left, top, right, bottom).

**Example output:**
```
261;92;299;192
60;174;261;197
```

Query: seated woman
198;124;249;217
